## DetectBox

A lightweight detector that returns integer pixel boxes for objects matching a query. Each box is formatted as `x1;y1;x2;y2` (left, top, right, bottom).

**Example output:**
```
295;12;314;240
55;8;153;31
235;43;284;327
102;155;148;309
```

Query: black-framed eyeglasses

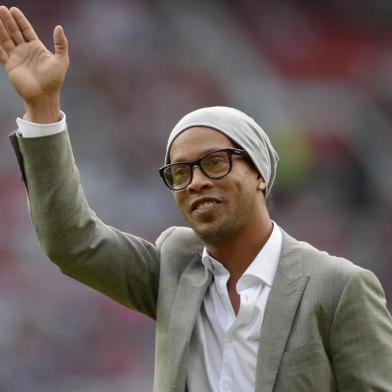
159;148;248;191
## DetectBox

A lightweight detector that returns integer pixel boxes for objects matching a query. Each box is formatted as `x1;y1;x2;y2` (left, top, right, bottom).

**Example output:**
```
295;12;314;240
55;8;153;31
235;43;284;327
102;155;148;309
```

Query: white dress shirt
187;223;282;392
16;114;283;392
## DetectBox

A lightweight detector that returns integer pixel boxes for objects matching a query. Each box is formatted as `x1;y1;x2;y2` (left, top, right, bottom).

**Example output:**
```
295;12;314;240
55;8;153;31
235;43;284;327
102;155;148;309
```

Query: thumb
53;25;69;62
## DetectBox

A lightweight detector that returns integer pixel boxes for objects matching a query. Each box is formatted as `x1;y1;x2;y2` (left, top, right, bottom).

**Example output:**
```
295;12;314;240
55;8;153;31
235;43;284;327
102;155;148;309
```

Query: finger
0;6;25;44
0;45;8;65
9;7;38;42
53;25;68;61
0;17;15;51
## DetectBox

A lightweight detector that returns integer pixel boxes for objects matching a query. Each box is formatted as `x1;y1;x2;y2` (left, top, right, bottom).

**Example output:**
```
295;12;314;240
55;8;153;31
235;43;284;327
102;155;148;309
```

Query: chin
191;221;238;245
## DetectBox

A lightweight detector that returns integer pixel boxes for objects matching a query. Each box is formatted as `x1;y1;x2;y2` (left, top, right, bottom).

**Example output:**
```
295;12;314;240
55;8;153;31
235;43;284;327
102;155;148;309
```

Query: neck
205;216;273;281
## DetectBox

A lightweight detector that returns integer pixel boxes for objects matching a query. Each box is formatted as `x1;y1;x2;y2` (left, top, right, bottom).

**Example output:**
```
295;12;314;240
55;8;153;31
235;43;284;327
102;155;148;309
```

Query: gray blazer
10;130;392;392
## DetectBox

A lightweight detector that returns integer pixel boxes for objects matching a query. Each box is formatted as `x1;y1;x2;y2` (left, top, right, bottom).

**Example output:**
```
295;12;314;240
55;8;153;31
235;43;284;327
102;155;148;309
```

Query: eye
204;153;227;167
210;156;224;165
207;153;226;164
172;165;188;177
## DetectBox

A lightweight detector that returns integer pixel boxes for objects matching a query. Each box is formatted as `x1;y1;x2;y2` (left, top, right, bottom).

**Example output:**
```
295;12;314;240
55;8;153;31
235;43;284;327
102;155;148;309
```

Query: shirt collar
201;221;282;290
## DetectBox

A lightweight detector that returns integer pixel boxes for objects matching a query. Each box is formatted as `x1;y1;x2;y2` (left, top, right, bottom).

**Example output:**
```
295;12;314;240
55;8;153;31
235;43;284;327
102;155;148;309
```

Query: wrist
24;93;61;124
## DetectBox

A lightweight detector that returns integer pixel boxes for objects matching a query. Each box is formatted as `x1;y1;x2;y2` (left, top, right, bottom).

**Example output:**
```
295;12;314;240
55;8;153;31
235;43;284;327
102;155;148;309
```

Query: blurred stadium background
1;0;392;390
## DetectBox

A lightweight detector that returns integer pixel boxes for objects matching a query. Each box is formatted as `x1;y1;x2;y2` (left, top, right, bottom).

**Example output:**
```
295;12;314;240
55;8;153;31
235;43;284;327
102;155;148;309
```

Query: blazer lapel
255;231;309;392
168;253;212;392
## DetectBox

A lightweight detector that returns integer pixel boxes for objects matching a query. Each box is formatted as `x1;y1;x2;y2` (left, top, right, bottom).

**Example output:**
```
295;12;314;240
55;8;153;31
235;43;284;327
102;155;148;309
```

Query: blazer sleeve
9;129;160;319
329;268;392;391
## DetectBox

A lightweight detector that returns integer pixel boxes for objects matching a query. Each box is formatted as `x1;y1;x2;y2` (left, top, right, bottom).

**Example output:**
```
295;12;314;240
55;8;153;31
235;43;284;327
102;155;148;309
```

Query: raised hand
0;6;69;122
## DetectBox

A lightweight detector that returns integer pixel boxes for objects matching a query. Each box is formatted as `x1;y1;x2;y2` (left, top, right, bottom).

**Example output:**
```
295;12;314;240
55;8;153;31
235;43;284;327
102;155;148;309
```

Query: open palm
0;6;68;101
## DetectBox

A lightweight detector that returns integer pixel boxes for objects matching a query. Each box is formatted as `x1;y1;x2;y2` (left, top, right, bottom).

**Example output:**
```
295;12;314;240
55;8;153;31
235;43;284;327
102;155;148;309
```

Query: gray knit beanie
165;106;279;196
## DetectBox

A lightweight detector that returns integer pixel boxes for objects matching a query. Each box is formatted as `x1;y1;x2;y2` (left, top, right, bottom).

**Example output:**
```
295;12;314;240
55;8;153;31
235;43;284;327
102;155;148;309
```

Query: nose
187;165;213;193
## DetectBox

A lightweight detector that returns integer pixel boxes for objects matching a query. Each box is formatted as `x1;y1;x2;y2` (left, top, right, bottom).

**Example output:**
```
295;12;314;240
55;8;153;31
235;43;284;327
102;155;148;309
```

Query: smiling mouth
193;200;220;212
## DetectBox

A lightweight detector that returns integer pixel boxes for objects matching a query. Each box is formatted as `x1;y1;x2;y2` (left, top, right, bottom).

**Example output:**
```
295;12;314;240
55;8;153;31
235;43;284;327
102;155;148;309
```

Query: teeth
196;201;217;210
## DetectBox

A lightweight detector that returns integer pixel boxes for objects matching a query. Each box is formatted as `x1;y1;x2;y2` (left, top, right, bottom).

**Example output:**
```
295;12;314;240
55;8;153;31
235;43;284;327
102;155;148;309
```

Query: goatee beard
192;224;238;245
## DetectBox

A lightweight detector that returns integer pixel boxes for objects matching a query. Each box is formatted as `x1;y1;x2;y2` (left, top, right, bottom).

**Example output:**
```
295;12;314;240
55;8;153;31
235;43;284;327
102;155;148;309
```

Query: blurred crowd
1;0;391;390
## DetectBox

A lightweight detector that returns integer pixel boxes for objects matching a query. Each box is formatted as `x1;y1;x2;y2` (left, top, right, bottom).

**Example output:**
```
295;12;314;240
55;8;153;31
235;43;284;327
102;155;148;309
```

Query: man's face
169;127;262;244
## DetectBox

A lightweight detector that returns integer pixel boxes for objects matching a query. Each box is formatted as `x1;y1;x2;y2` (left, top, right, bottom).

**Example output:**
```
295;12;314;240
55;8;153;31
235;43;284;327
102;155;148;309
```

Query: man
1;6;392;392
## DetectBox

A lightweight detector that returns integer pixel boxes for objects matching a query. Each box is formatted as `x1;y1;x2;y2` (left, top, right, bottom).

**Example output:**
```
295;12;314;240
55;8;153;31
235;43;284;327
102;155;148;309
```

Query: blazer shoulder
281;230;367;286
156;226;203;259
280;230;389;327
155;226;204;282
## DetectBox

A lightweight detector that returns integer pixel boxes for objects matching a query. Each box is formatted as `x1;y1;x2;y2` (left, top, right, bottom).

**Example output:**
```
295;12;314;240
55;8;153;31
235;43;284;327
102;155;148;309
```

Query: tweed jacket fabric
10;129;392;392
